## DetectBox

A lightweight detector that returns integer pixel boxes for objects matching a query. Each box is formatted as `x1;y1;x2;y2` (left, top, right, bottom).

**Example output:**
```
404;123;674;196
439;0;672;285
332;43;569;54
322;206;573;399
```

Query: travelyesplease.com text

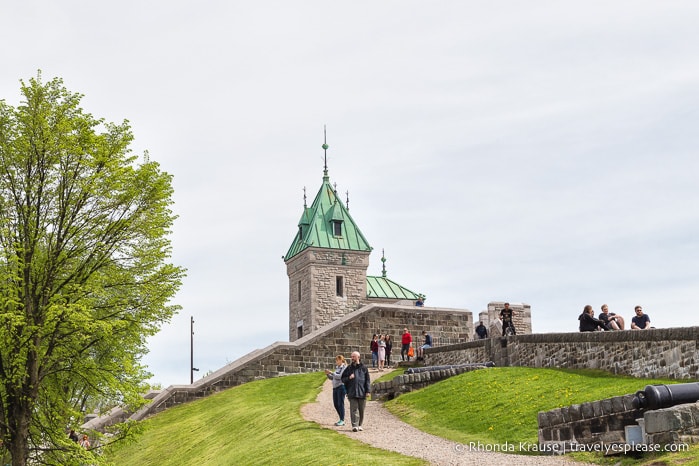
453;441;689;455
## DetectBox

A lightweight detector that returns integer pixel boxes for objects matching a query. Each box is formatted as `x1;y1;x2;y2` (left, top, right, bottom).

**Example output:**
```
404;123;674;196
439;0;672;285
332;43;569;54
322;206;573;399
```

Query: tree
0;73;185;465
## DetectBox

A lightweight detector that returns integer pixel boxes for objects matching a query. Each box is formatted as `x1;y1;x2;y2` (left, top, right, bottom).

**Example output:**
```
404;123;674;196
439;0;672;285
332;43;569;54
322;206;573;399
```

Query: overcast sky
3;1;699;387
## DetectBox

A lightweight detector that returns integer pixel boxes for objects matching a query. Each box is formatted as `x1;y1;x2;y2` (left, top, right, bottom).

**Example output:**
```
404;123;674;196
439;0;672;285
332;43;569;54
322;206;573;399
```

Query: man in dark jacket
341;351;371;432
579;304;608;332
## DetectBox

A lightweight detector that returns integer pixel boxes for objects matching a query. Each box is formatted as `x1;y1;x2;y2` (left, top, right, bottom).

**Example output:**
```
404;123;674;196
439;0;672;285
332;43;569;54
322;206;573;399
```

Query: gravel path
301;370;590;466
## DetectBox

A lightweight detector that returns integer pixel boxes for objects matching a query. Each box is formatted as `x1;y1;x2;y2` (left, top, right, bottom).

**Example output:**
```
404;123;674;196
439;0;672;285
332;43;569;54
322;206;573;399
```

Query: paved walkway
301;369;590;465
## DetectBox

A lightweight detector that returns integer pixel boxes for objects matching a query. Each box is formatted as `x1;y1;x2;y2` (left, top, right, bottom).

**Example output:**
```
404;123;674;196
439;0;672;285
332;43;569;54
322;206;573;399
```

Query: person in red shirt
401;328;412;361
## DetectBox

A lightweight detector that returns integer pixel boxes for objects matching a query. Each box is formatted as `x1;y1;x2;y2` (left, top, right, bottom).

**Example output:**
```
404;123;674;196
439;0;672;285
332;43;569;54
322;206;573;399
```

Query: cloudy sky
2;1;698;387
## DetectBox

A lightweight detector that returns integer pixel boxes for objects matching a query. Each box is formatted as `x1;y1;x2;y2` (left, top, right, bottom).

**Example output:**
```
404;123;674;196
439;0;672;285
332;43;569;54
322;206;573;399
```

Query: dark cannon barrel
632;382;699;410
405;362;495;374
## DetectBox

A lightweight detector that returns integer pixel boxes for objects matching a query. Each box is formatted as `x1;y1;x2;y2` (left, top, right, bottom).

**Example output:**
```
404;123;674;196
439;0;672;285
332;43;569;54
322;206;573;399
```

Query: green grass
106;367;699;465
104;372;427;466
384;367;699;464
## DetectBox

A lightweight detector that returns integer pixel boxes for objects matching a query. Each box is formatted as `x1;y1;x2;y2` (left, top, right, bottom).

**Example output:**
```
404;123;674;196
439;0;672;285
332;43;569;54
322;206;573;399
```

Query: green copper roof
284;174;372;261
366;275;422;300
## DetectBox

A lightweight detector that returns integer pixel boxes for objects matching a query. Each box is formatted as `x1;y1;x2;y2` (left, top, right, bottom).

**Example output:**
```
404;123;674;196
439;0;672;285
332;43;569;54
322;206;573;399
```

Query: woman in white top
378;335;387;371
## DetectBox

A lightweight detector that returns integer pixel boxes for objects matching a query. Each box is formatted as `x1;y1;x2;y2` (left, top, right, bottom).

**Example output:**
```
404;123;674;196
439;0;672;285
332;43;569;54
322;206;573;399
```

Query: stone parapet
85;302;472;431
537;395;641;452
644;402;699;446
426;328;699;380
371;364;492;400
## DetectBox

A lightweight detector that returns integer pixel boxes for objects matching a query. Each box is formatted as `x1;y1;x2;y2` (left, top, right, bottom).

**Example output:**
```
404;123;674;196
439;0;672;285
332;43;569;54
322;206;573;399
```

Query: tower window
336;276;344;297
332;220;342;237
297;280;301;302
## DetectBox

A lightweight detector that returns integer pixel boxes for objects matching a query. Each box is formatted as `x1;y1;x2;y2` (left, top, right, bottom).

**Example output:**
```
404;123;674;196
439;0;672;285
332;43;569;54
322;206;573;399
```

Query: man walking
342;351;371;432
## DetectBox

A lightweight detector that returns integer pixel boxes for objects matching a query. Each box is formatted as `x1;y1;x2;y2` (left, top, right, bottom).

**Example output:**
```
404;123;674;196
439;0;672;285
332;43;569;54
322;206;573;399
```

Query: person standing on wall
631;306;651;330
342;351;371;432
500;302;516;335
400;328;412;361
475;321;488;339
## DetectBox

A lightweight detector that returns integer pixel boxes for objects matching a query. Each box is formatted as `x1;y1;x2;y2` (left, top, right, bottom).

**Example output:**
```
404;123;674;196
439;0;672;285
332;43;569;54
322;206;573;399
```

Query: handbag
408;346;414;357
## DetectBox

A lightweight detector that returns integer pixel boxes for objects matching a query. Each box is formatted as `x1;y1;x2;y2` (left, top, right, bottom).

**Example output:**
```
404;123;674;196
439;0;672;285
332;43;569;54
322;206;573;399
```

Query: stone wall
120;303;472;424
537;396;699;451
286;248;370;341
644;402;699;445
372;365;493;400
537;394;642;452
426;328;699;380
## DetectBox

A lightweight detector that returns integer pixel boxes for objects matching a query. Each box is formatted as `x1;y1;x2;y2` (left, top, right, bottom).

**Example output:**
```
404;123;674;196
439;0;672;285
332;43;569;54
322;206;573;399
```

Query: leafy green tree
0;73;185;465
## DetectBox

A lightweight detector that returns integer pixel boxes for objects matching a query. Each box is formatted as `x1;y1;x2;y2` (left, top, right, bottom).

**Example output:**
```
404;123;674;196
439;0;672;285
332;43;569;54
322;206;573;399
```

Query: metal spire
381;248;387;278
303;186;307;208
322;125;329;180
346;190;350;211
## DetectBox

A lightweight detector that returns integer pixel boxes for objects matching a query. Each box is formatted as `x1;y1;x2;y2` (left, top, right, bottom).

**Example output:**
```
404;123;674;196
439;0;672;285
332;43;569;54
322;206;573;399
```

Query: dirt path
301;370;590;466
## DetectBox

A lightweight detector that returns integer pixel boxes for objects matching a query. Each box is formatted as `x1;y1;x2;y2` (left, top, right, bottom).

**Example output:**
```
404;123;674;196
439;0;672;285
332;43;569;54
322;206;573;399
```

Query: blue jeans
371;351;378;367
332;385;346;421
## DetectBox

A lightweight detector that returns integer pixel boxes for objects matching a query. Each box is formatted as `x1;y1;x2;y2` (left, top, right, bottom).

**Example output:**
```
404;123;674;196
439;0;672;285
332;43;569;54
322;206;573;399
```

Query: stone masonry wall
644;402;699;445
124;303;472;423
311;251;367;330
427;328;699;380
286;248;370;341
537;394;642;451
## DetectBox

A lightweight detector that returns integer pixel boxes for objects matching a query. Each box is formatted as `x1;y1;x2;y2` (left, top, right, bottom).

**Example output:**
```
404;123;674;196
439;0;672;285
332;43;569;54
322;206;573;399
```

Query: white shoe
357;426;363;431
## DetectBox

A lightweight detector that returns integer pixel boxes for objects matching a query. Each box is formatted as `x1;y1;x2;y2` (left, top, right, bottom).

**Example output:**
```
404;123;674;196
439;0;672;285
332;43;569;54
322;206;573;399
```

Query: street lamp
190;316;199;384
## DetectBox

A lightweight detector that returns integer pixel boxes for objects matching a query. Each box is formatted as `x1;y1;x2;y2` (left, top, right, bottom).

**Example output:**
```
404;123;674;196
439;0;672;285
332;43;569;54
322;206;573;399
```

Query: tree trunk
7;400;30;466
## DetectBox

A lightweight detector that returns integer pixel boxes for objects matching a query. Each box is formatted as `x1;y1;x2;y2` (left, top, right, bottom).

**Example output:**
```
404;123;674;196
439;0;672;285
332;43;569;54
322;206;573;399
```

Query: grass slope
105;372;426;466
385;367;699;464
106;367;699;466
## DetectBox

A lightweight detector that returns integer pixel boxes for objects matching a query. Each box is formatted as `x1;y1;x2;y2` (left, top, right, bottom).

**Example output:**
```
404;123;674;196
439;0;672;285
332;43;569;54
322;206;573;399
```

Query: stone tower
283;144;373;341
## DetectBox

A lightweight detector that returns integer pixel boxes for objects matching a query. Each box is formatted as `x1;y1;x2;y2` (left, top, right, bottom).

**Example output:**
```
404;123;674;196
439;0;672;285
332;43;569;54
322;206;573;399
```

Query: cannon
405;362;495;374
632;382;699;410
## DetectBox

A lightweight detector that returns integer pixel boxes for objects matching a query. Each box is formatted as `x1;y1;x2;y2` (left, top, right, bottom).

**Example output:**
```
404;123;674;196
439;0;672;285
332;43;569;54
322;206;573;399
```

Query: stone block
558;427;572;441
600;399;613;415
580;402;595;419
646;430;679;446
549;409;564;426
538;411;551;428
539;428;553;441
645;409;682;433
560;408;571;423
568;404;582;422
610;396;625;413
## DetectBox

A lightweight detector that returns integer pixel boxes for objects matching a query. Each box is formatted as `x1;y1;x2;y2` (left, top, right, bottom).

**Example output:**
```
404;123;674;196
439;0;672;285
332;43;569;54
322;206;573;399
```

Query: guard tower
283;139;372;341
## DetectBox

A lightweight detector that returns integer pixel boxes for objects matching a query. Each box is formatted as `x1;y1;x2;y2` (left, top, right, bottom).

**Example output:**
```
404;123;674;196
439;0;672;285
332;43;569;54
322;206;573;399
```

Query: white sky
2;1;698;387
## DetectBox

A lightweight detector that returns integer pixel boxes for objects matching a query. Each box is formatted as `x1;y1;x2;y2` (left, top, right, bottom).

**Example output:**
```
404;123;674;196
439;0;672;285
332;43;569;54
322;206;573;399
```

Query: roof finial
381;248;387;278
303;186;307;208
322;125;329;180
346;190;349;211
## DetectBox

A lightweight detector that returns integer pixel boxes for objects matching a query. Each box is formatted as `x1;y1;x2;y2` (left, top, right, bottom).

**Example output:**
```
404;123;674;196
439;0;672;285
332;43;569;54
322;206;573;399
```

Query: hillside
105;368;699;466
